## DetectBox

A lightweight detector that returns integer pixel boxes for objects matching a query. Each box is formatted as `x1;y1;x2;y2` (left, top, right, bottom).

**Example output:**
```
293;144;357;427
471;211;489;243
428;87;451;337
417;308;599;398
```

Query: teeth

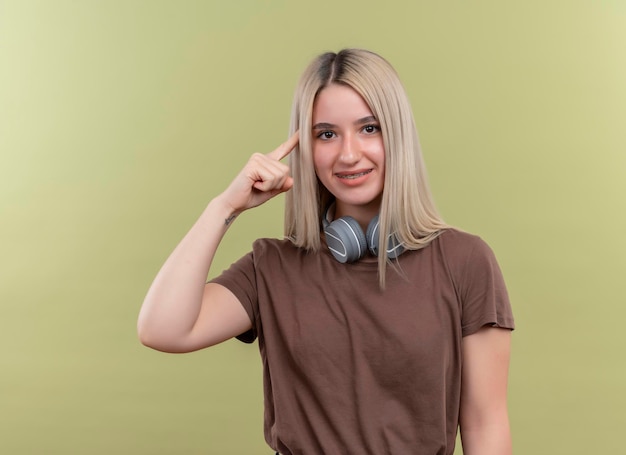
339;170;371;179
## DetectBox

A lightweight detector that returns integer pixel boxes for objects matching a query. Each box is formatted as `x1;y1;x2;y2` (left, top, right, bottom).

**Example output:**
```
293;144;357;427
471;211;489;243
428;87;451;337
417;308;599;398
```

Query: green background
1;1;624;453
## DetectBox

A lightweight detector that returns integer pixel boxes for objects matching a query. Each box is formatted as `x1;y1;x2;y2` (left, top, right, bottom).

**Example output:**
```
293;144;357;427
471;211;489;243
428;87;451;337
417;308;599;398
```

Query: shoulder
251;237;300;255
434;230;514;334
430;228;503;284
250;237;308;264
433;228;494;261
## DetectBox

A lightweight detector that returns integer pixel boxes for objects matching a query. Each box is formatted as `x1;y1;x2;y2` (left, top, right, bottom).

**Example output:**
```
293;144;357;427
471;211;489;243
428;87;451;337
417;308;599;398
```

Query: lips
336;169;373;179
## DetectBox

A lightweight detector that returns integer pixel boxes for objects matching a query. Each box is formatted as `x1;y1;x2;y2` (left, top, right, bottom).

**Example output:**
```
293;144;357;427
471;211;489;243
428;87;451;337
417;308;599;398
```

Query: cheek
312;147;330;174
376;140;386;170
366;141;384;171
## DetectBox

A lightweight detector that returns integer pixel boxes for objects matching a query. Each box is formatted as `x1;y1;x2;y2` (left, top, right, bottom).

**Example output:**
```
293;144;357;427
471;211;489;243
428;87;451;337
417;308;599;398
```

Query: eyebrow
312;116;378;130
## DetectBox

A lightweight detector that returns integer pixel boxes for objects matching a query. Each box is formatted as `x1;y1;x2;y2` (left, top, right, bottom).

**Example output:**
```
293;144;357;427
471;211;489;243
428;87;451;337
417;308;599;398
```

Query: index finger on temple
268;131;299;161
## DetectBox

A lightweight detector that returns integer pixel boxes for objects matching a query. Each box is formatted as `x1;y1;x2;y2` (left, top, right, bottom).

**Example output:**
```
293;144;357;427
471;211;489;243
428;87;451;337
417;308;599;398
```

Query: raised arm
137;132;299;353
459;326;513;455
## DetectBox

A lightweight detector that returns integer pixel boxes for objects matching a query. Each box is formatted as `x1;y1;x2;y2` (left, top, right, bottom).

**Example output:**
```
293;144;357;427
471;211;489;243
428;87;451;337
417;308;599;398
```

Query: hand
219;131;299;215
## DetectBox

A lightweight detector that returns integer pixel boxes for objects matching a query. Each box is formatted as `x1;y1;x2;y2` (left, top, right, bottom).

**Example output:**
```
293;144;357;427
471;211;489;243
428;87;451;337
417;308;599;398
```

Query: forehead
312;84;373;121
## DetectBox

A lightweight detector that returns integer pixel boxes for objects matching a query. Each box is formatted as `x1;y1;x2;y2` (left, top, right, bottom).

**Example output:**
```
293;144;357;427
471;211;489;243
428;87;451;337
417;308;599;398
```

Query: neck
334;200;381;232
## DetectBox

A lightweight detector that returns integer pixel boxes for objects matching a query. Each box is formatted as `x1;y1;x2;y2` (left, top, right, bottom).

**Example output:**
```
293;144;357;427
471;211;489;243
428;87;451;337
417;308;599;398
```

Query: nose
339;133;361;164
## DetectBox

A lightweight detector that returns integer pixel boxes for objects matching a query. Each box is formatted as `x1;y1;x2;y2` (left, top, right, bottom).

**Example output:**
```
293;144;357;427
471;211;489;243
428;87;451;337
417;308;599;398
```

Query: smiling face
311;83;385;224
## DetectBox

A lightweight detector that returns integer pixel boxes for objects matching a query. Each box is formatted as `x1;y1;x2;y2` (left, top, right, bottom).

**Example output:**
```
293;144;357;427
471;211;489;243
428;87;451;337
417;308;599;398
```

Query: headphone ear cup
323;216;367;263
386;237;405;259
365;215;406;259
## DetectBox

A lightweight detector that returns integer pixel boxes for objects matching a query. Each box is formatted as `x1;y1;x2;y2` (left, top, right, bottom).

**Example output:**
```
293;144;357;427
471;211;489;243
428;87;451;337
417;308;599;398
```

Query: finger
251;166;290;193
248;153;290;182
267;131;299;162
253;175;293;193
247;155;291;190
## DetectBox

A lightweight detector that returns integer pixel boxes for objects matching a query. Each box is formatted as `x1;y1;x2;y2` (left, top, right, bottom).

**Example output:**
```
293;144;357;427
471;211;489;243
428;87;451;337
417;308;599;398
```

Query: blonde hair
285;49;448;287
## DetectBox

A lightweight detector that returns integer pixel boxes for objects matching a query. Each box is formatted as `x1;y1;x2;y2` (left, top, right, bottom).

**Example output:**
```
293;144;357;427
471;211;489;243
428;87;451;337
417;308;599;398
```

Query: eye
316;130;336;140
362;124;380;134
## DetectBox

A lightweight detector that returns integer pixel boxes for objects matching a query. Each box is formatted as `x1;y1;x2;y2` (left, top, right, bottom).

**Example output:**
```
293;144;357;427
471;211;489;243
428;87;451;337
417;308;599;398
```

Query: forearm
137;196;235;346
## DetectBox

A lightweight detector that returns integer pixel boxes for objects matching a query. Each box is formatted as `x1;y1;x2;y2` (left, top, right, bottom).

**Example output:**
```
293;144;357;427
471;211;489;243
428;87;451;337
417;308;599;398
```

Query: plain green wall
1;1;625;453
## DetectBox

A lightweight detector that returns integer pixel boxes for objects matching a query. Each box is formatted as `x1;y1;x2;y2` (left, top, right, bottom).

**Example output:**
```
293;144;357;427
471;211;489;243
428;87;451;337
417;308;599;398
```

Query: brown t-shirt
212;228;514;455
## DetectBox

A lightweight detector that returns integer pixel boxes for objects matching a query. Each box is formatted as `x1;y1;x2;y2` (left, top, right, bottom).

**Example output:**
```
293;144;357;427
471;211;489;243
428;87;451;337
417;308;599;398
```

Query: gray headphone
322;203;405;263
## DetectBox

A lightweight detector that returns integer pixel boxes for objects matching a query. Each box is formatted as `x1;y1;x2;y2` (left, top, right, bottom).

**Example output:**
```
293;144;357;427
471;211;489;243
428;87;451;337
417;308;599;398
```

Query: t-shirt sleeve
209;251;259;343
456;237;515;337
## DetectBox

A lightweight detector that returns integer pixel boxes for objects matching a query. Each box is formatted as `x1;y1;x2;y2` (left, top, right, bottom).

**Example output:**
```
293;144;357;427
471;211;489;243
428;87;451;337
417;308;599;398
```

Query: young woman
138;49;515;455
